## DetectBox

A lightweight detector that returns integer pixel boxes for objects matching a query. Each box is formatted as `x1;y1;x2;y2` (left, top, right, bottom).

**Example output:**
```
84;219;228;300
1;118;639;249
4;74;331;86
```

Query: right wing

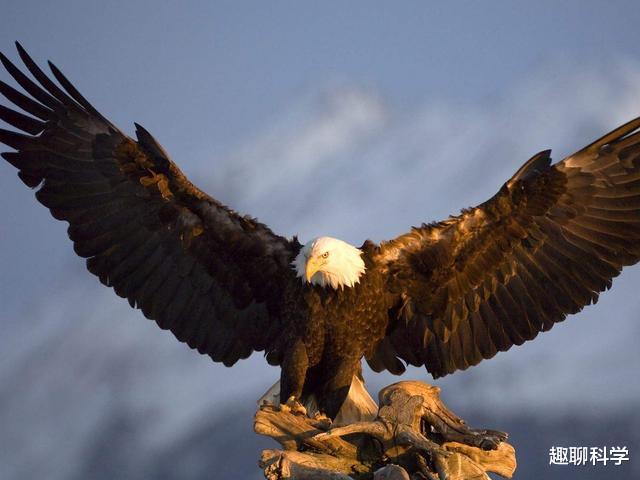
0;43;301;366
370;117;640;378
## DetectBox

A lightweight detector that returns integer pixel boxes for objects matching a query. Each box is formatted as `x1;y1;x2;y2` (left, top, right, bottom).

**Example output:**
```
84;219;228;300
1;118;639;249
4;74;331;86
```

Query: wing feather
371;117;640;377
0;44;300;367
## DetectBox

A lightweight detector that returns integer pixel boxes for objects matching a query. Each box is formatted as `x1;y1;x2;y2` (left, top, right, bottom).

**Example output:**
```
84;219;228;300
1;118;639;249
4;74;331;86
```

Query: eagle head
293;236;366;290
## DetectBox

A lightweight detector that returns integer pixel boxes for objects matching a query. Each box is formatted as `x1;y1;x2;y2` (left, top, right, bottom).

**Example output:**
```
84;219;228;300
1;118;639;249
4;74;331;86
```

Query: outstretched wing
0;43;300;366
369;117;640;378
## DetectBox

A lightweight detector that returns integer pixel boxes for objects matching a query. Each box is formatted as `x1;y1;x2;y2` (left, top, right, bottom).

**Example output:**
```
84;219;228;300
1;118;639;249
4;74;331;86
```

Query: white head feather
293;236;366;290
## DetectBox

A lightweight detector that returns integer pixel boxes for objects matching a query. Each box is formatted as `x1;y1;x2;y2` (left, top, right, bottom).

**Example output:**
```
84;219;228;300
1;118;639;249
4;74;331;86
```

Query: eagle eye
321;251;330;259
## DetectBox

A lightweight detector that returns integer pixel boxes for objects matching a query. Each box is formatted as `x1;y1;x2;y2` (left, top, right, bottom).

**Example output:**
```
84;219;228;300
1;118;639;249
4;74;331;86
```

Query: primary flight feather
2;43;640;418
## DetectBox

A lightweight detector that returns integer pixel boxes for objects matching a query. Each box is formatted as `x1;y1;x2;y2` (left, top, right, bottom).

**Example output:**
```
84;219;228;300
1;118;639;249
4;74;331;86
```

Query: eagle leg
317;356;361;419
279;340;309;417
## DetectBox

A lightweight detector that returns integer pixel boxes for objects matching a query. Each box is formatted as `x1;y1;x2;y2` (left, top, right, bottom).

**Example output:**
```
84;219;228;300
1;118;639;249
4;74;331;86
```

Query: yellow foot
312;411;332;430
280;396;307;417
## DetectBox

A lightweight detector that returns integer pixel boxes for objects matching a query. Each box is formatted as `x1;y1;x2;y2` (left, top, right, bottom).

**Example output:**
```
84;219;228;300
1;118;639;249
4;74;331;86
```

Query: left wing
369;117;640;378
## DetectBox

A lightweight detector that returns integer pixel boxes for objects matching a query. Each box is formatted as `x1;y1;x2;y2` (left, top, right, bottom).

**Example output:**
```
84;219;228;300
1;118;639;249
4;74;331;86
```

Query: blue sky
2;3;640;479
3;1;640;149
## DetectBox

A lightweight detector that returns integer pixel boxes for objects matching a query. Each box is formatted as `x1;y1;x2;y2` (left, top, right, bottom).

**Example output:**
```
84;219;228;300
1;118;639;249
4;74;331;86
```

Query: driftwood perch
255;379;516;479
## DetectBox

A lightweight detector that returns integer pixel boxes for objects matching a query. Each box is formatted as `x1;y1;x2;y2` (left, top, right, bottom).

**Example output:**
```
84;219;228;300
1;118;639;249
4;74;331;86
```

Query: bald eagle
2;43;640;419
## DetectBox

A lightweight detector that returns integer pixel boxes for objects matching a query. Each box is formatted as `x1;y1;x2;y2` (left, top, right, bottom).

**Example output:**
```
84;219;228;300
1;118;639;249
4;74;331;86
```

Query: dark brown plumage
371;123;640;378
2;43;640;418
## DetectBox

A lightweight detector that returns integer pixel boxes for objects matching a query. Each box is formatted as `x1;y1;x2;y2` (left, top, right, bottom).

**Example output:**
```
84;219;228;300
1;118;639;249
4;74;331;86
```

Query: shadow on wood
255;379;516;479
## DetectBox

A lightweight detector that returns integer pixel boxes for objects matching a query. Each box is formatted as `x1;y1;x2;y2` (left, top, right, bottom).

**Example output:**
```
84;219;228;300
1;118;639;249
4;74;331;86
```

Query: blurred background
1;2;639;478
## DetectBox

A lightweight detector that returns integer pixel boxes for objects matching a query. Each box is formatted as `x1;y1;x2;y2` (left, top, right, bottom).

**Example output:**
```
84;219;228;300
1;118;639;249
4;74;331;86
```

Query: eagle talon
312;411;332;430
282;396;307;417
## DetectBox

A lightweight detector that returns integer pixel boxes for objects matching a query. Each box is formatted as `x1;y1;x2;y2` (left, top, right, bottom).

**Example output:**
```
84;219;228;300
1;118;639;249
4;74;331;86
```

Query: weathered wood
442;442;516;478
255;379;516;479
254;404;358;457
260;449;363;480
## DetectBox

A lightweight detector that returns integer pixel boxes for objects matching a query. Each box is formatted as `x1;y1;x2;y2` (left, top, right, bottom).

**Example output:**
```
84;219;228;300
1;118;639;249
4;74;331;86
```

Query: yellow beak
305;257;320;282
